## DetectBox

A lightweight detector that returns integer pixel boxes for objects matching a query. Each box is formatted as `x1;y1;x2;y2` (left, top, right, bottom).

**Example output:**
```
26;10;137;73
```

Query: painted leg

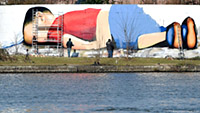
138;32;166;49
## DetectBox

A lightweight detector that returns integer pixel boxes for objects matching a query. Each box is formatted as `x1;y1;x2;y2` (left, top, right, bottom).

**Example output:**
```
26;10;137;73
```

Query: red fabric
48;8;101;41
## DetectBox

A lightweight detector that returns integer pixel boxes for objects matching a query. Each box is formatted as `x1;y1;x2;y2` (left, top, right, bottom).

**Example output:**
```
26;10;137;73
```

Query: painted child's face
24;12;55;44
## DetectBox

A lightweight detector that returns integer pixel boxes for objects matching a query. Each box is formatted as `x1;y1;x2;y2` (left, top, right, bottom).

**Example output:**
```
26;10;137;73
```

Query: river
0;73;200;113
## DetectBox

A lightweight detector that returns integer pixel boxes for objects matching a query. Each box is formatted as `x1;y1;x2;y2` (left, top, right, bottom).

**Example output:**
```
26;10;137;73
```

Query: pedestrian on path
106;39;114;58
66;38;74;57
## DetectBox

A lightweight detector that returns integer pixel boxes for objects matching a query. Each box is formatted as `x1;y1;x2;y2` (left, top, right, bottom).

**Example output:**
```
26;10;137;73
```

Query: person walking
106;39;114;58
66;38;74;57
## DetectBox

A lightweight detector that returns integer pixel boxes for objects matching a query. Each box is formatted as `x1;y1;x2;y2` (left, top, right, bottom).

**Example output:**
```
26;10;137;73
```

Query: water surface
0;73;200;113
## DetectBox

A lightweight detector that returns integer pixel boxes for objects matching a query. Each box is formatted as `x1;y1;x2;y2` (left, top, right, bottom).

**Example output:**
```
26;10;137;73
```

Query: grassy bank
1;55;200;66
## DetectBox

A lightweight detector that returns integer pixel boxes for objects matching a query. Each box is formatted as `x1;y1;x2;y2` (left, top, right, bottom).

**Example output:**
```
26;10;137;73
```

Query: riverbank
0;64;200;73
1;57;200;73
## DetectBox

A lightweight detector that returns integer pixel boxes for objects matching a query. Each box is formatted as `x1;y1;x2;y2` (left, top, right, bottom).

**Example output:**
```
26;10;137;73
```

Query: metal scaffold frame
32;9;64;56
177;25;184;59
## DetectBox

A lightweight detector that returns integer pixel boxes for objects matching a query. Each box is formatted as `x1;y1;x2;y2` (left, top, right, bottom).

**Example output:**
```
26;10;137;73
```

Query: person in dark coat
106;39;114;58
66;38;74;57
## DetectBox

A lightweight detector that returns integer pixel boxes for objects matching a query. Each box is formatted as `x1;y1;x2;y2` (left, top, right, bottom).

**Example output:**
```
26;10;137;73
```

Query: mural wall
0;5;200;57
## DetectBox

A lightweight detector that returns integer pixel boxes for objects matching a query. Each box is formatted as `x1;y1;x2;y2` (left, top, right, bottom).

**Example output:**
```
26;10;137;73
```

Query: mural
0;5;200;57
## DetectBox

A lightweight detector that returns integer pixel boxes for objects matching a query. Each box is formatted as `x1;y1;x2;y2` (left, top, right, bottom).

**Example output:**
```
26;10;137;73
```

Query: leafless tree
12;32;21;55
116;12;135;58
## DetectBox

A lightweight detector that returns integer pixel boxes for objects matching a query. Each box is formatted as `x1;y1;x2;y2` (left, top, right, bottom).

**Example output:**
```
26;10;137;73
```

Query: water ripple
0;73;200;112
95;107;151;112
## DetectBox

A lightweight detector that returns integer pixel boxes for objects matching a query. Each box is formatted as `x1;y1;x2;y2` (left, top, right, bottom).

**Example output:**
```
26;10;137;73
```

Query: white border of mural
0;4;200;49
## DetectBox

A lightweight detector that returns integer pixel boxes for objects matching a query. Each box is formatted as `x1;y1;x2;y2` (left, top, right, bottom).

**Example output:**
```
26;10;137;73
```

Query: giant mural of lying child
23;5;197;51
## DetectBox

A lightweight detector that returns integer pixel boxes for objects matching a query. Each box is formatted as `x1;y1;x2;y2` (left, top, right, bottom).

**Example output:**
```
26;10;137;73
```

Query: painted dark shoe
181;17;197;49
166;22;183;49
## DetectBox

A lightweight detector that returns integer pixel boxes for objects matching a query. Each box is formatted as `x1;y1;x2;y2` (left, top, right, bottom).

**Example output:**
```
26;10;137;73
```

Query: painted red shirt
48;8;101;42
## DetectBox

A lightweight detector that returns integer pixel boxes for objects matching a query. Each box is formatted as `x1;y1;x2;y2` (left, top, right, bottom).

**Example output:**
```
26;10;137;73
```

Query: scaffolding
32;9;64;56
177;25;184;59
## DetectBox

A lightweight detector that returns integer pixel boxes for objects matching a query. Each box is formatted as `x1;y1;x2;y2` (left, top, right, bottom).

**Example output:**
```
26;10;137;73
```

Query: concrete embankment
0;65;200;73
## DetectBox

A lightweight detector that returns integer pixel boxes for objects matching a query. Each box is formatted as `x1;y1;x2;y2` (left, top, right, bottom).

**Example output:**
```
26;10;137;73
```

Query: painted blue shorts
109;5;163;49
